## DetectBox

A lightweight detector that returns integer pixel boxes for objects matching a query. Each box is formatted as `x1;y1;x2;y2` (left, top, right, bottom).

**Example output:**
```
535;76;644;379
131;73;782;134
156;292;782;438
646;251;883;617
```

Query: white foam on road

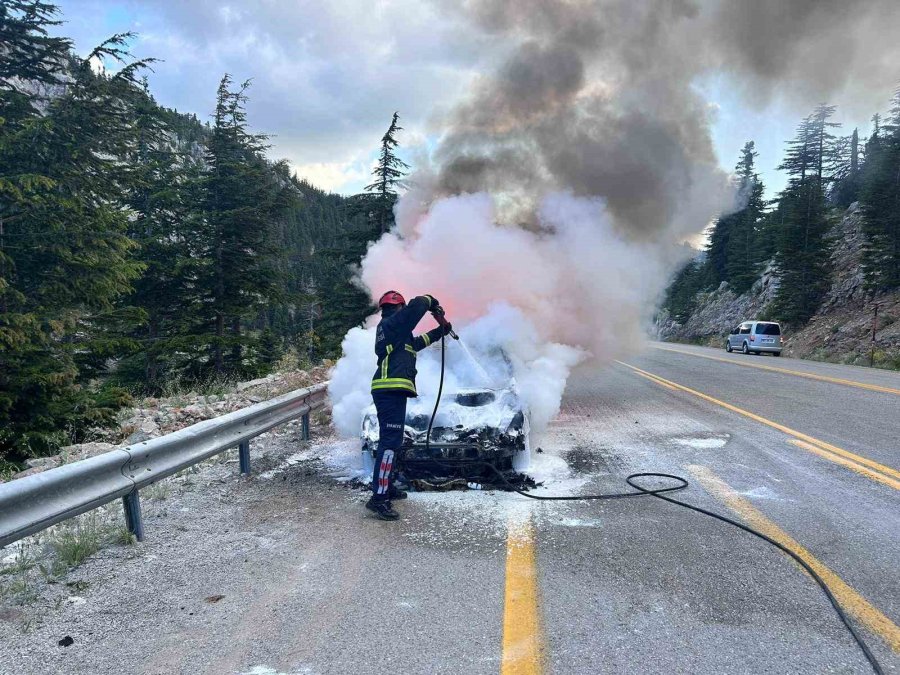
259;439;367;481
400;445;591;545
670;435;729;450
738;486;789;501
552;517;604;528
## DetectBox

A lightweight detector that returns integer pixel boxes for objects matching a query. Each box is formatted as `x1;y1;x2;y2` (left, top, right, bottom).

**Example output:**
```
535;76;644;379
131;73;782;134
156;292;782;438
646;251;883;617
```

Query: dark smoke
428;0;900;239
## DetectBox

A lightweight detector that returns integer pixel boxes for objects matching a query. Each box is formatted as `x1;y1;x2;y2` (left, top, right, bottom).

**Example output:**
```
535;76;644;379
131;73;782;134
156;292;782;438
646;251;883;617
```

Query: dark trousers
371;390;408;501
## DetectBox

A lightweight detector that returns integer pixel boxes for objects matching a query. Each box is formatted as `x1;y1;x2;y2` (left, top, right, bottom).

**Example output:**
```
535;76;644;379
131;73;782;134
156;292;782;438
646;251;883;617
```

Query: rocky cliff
659;204;900;369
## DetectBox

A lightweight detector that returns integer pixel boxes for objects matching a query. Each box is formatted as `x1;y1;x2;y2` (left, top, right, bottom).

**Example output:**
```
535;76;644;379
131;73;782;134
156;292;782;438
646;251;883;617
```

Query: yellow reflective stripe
381;344;393;379
372;378;415;386
422;333;431;347
405;344;417;356
371;378;416;393
423;295;433;306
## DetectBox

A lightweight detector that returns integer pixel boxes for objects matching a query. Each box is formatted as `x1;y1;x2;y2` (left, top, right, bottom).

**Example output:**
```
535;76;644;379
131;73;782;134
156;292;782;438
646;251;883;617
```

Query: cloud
53;0;900;200
53;0;489;191
290;158;372;193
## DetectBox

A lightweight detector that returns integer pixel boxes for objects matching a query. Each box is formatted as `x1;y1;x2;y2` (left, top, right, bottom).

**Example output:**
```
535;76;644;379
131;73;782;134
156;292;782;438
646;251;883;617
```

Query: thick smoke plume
329;191;673;440
329;0;900;440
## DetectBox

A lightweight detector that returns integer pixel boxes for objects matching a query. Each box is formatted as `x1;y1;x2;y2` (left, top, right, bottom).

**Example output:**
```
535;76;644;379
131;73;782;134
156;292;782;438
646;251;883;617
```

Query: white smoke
328;191;687;440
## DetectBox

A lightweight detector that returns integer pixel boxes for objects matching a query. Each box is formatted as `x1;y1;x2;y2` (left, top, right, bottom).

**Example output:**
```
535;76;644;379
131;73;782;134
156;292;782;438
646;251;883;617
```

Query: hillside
659;204;900;369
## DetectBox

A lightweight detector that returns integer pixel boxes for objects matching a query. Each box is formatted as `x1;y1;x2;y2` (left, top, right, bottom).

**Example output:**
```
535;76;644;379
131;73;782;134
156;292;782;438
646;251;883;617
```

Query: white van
726;321;783;356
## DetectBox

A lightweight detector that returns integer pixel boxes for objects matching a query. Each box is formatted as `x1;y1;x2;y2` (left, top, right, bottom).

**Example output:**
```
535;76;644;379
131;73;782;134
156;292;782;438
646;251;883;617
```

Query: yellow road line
788;439;900;491
689;465;900;653
634;370;678;391
617;361;900;487
653;344;900;396
501;517;543;675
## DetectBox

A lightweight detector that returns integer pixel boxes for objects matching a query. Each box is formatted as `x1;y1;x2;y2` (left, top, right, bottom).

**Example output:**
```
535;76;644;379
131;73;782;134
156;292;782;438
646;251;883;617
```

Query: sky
50;0;897;200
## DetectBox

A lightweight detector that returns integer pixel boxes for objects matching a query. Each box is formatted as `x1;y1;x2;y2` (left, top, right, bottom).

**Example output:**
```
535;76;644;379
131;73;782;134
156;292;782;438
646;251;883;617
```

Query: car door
738;322;752;347
729;326;741;347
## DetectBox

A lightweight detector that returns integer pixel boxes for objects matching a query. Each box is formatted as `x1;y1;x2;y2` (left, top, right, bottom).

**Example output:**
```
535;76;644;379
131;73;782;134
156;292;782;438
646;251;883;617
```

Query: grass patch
0;458;22;482
112;526;138;547
0;542;44;605
47;513;106;575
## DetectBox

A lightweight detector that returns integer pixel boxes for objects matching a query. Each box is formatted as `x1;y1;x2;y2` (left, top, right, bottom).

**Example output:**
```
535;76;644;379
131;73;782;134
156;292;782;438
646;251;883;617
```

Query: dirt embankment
659;203;900;369
5;364;333;482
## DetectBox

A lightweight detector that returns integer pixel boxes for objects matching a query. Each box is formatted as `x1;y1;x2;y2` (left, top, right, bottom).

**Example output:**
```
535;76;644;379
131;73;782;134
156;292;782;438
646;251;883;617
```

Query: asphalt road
2;342;898;674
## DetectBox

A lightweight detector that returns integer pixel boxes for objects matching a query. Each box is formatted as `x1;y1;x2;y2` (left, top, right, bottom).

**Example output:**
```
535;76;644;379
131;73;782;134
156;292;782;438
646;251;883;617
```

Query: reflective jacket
372;295;445;397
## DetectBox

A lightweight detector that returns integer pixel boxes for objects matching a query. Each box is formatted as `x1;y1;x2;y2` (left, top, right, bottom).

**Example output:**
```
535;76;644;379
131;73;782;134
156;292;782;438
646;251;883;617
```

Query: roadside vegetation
0;3;407;468
0;507;129;610
663;92;900;367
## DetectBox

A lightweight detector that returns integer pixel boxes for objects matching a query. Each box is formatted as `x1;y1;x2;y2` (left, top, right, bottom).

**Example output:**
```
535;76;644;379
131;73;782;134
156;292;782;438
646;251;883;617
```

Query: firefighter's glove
440;322;454;336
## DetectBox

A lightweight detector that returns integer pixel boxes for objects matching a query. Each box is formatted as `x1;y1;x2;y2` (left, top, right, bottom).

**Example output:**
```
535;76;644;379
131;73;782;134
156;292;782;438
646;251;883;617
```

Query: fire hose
421;313;884;674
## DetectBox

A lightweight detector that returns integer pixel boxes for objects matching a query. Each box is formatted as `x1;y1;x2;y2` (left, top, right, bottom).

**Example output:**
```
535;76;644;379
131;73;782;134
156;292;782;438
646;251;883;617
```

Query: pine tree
702;142;767;293
725;142;767;293
362;111;409;235
860;89;900;292
831;128;864;207
703;213;733;288
119;82;210;390
0;10;148;457
665;260;705;323
196;75;296;378
772;105;839;324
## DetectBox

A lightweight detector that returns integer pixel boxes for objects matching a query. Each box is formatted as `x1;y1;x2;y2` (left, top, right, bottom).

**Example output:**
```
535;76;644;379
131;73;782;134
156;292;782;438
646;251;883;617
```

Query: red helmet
378;290;406;308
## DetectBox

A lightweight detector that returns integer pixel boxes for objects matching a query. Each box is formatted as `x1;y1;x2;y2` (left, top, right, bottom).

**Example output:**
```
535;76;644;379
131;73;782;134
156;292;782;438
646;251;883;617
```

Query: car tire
742;342;749;354
773;351;782;357
726;341;733;352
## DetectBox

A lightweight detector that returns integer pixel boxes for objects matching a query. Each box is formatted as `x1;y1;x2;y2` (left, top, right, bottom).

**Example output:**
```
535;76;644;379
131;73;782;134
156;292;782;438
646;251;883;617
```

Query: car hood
361;388;528;445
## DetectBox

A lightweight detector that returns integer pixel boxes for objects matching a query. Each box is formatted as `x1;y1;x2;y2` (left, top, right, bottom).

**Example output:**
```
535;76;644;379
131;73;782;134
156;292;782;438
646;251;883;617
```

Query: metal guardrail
0;382;329;547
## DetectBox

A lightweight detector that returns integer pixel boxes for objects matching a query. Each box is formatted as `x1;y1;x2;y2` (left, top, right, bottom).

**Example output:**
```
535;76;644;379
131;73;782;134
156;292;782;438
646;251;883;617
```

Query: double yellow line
653;345;900;396
617;361;900;491
690;465;900;653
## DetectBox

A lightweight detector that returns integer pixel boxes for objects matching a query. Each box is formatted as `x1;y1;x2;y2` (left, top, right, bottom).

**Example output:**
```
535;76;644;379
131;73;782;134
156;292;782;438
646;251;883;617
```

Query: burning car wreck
361;387;533;490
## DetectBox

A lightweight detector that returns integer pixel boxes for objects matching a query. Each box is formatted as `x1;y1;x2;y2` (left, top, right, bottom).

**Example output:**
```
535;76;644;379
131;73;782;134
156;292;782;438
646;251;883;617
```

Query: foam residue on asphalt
259;439;367;481
258;426;598;550
552;517;604;528
671;435;730;450
399;444;593;549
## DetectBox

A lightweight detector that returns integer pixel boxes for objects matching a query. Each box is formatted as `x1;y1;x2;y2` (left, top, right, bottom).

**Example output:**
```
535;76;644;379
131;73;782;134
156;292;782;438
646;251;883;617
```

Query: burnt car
360;387;531;488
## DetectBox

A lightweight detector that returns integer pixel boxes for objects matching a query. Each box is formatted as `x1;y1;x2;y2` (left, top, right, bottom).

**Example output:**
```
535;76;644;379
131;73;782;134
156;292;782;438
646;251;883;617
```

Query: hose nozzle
431;306;459;340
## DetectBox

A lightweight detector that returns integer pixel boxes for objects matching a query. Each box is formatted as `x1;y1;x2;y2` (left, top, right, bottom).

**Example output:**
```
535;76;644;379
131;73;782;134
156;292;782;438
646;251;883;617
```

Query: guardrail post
239;440;251;475
301;413;310;441
123;490;144;542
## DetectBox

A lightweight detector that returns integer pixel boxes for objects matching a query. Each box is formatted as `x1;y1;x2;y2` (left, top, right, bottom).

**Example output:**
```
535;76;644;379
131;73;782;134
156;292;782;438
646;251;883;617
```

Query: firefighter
367;291;452;520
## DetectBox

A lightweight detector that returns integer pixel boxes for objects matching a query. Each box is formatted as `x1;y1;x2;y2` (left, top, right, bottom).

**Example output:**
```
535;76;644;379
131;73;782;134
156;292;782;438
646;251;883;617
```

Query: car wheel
773;351;782;357
742;342;749;354
726;341;733;352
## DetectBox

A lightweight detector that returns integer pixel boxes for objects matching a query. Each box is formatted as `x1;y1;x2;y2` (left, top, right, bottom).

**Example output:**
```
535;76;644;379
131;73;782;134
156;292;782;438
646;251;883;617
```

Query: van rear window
755;323;781;335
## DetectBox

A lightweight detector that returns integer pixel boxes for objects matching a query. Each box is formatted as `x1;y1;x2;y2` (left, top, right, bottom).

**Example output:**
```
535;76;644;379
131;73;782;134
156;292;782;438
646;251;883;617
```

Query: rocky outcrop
659;264;780;342
659;204;900;368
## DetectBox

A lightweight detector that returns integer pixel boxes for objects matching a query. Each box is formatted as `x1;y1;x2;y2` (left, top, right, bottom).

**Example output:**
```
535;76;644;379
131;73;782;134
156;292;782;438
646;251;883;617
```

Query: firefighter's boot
366;498;400;521
388;485;408;500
